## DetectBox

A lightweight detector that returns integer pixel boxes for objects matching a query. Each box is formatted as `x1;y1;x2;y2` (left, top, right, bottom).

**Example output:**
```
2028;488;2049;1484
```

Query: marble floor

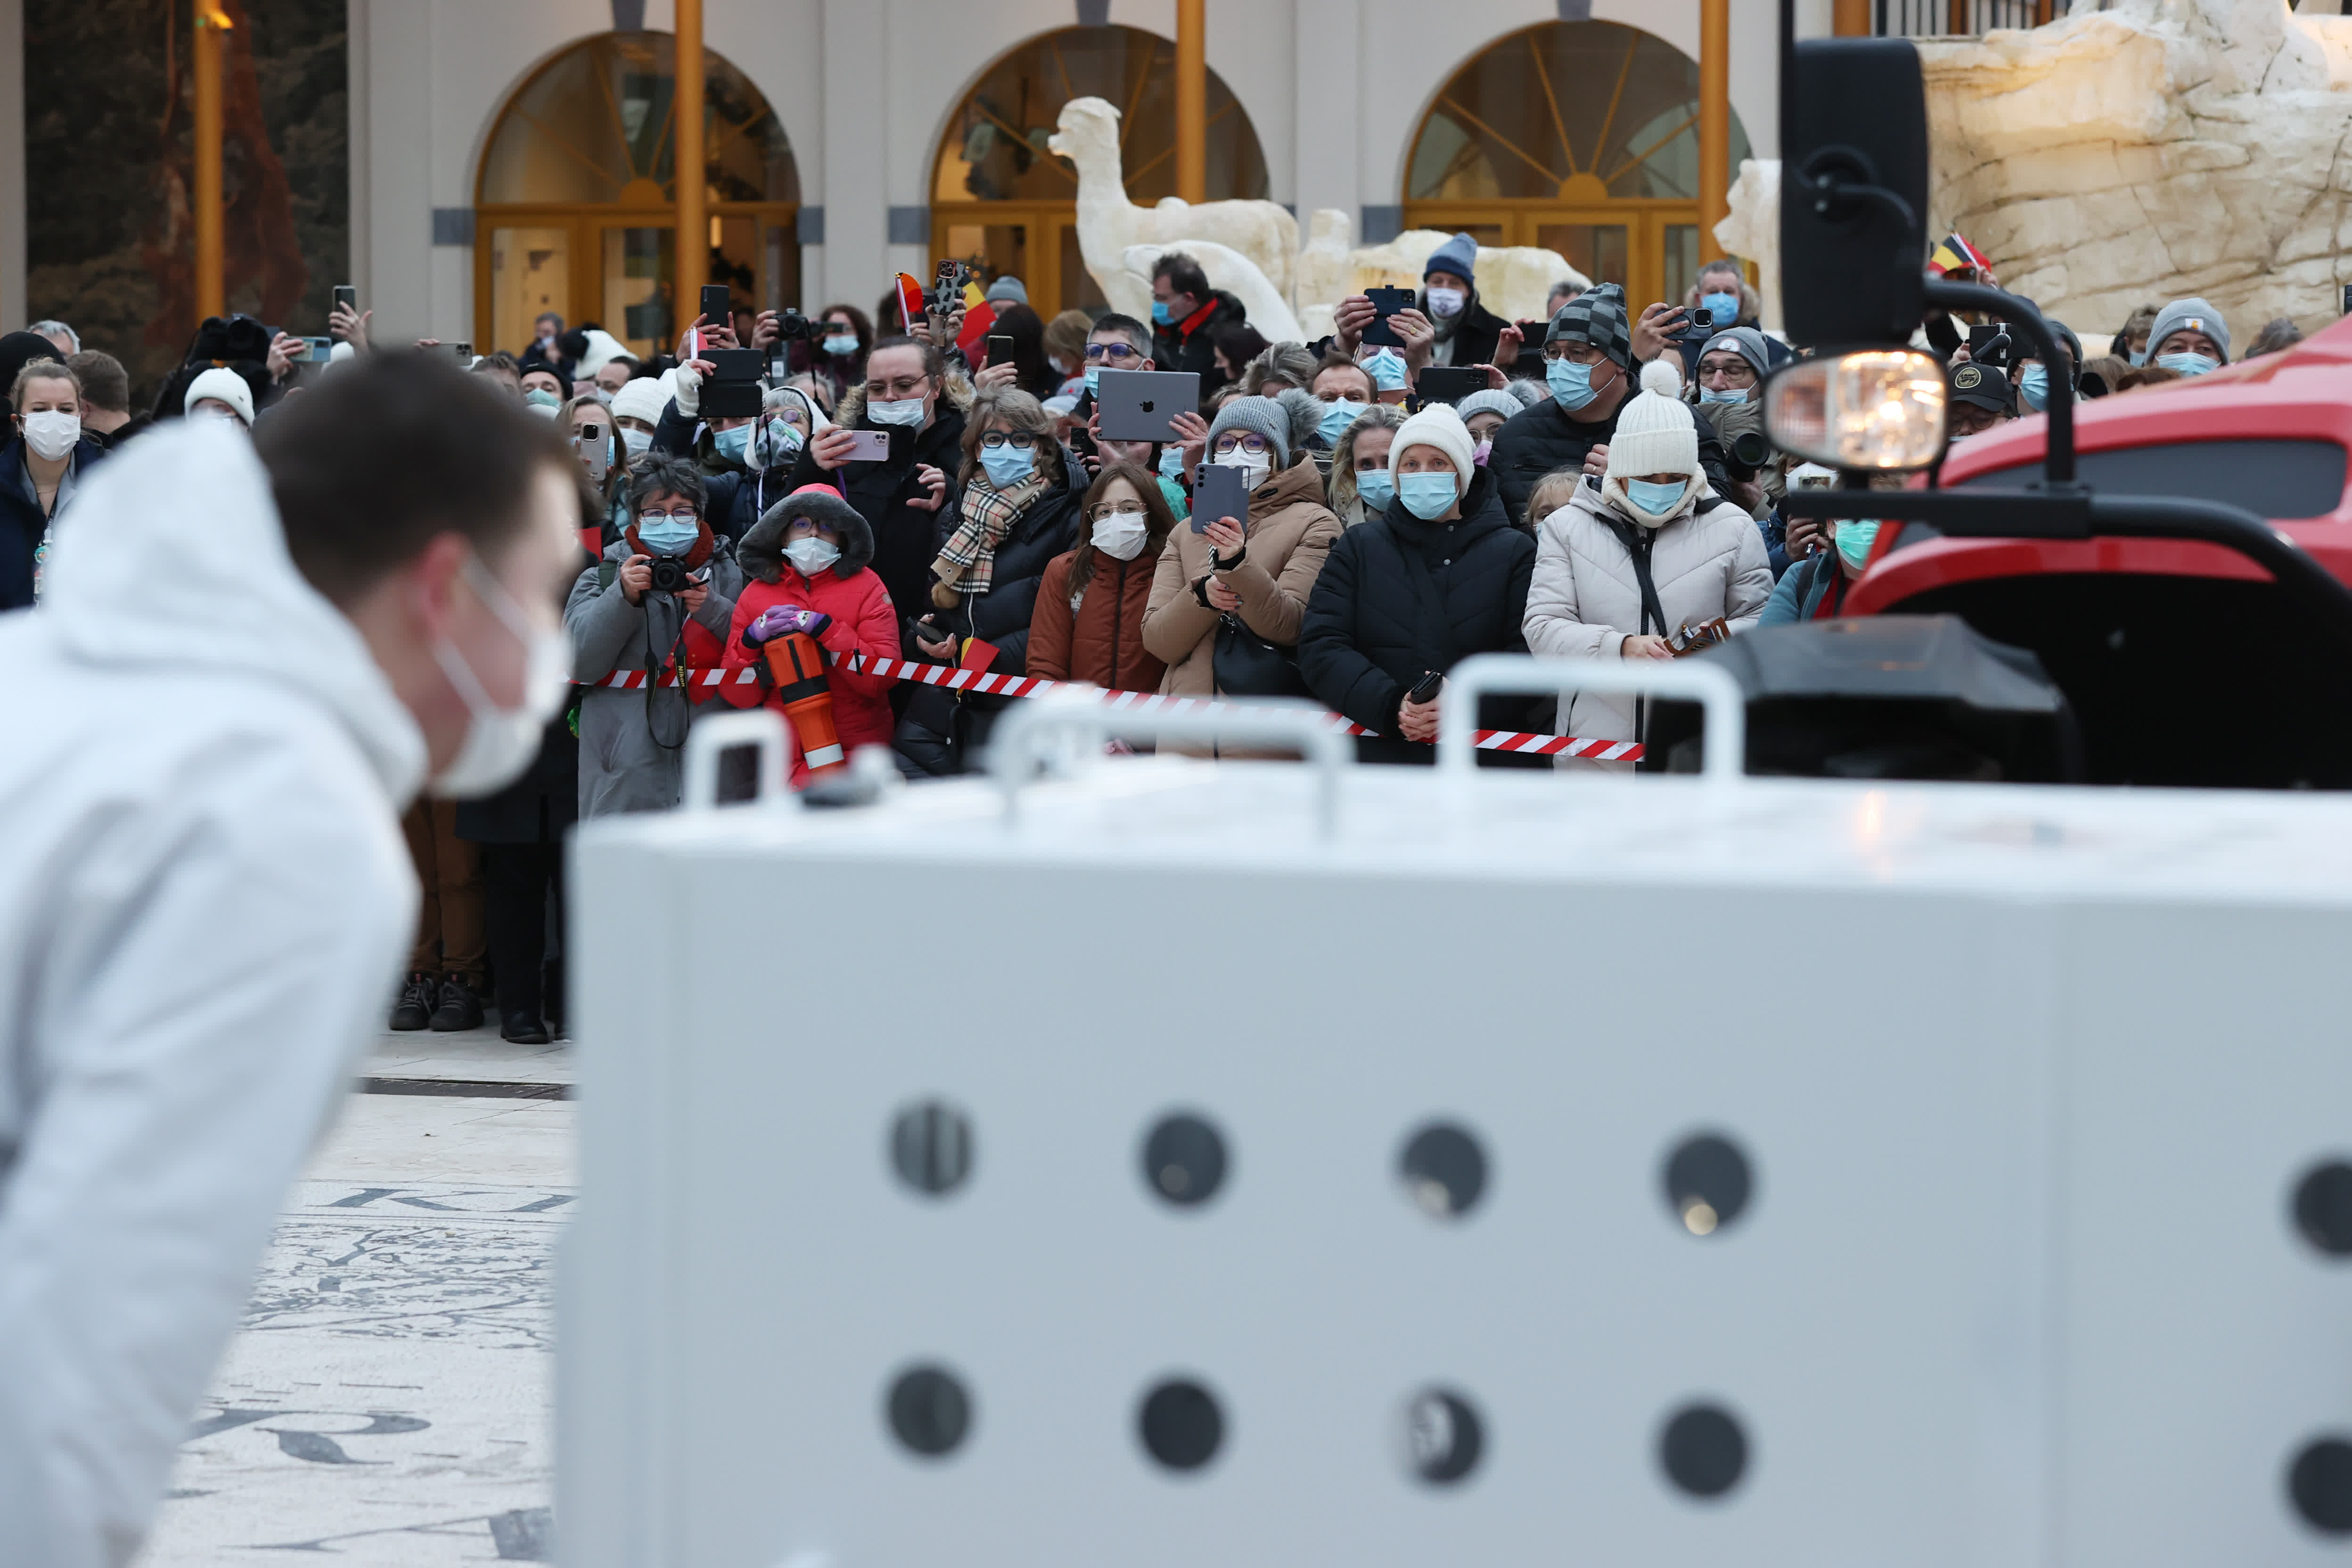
132;1027;576;1565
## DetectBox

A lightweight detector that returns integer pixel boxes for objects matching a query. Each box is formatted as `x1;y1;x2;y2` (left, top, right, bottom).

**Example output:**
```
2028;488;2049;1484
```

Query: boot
430;974;486;1032
388;971;434;1032
500;1008;551;1046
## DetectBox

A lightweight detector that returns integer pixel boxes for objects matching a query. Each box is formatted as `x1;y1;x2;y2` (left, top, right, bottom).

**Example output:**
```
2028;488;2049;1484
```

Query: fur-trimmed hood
737;485;877;583
831;368;975;432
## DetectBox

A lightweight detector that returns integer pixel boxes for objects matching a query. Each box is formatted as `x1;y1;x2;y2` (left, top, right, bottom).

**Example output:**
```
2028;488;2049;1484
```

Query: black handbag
1212;613;1312;698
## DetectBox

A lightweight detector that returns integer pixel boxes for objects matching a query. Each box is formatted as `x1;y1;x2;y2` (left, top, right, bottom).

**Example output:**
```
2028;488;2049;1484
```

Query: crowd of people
0;238;2293;1041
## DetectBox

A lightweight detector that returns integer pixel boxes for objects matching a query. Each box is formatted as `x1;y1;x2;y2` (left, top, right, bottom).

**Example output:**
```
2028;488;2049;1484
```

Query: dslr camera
769;308;818;343
648;555;696;594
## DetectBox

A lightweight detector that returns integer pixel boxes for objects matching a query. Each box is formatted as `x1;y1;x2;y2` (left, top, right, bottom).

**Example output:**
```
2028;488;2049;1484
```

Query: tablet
1095;369;1201;442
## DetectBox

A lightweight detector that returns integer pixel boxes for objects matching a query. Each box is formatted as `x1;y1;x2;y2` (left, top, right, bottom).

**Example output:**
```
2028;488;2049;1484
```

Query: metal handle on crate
679;709;793;809
988;693;1354;839
1436;653;1747;785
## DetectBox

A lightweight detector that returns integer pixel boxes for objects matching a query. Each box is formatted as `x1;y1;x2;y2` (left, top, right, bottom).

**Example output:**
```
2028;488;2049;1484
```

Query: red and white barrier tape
590;655;1644;762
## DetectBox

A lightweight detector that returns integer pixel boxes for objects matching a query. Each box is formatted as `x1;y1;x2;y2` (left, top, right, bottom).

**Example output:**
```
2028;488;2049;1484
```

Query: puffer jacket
1487;382;1735;529
1297;468;1541;766
1522;478;1773;769
565;527;743;815
1142;454;1341;698
784;379;974;635
1030;543;1166;693
721;490;902;787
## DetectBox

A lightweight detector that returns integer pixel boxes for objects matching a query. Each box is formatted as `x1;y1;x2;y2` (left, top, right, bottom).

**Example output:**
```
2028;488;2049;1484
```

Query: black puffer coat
783;384;971;638
1487;378;1734;529
1296;467;1545;767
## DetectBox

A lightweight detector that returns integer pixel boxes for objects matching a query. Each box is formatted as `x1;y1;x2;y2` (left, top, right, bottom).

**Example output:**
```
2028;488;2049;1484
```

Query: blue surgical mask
1699;386;1747;405
822;334;859;357
980;443;1036;489
524;388;561;410
2128;348;2147;367
1157;447;1185;481
1354;469;1394;514
1150;299;1175;326
1546;355;1604;410
1700;290;1742;326
713;424;751;463
1399;471;1459;520
1362;349;1407;392
1083;366;1101;394
1834;518;1882;571
2156;350;2218;377
2018;362;2049;412
1319;398;1368;444
621;427;653;458
1624;477;1688;517
638;517;698;556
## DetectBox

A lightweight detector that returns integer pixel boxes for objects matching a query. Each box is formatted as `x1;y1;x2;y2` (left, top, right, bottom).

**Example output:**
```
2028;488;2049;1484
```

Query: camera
770;308;819;343
648;555;694;594
1694;395;1775;484
1669;304;1718;346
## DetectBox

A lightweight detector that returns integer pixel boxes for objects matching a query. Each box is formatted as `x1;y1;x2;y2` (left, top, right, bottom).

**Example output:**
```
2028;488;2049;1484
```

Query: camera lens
648;556;688;593
1729;431;1772;468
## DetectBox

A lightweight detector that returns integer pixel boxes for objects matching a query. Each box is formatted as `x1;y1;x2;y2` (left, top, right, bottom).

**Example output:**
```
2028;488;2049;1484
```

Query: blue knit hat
1424;231;1478;286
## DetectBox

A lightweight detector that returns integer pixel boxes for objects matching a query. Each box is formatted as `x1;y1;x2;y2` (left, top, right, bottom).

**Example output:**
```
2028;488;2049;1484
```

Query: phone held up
1360;286;1415;348
1192;462;1250;538
841;429;894;464
576;422;610;484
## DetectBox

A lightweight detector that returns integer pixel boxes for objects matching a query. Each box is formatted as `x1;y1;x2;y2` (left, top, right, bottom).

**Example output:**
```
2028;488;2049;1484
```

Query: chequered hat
1545;282;1632;369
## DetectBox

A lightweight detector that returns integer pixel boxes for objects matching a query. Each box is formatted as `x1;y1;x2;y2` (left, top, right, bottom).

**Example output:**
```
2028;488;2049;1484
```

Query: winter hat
1208;393;1299;471
1546;281;1632;369
574;328;635;380
1699;326;1771;382
1500;376;1545;408
1424;231;1478;285
984;275;1029;306
608;375;670;427
183;365;255;427
1454;388;1523;430
2148;297;2230;363
1387;402;1476;489
1603;359;1701;494
738;482;875;584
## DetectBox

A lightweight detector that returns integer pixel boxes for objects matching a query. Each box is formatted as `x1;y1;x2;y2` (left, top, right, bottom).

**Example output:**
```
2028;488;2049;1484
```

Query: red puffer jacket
721;486;901;785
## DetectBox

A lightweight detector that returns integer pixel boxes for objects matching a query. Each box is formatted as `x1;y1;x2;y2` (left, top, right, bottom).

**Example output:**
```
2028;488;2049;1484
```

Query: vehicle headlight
1763;350;1948;472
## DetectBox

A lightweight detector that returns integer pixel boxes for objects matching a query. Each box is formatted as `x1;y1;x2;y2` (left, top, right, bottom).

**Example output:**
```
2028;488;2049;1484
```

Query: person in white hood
0;352;582;1565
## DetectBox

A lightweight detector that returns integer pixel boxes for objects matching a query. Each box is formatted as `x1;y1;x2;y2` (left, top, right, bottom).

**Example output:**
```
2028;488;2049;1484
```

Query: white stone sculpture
1296;209;1591;329
1117;242;1303;344
1714;159;1783;330
1047;97;1301;311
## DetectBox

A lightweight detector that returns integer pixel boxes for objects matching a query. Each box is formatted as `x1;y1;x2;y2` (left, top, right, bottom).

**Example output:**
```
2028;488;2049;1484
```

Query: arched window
930;25;1268;318
1406;22;1750;310
475;32;799;360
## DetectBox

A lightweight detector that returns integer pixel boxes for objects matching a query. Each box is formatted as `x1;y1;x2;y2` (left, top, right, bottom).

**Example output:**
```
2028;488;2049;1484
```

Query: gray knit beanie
1453;389;1523;428
2148;297;2230;363
1208;393;1297;470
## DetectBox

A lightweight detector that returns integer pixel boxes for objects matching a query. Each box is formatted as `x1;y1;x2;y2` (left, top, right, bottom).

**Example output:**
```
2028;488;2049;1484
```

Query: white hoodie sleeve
0;735;414;1568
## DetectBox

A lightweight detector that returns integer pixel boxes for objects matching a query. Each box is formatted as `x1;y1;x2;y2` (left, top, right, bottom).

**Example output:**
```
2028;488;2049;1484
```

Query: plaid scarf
932;468;1045;599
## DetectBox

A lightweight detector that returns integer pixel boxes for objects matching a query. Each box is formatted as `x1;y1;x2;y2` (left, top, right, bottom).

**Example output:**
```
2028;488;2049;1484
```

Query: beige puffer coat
1142;454;1340;698
1522;480;1772;769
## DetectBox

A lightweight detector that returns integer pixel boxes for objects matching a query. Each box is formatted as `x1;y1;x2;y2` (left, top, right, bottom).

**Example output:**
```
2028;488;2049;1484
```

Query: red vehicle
1840;314;2352;788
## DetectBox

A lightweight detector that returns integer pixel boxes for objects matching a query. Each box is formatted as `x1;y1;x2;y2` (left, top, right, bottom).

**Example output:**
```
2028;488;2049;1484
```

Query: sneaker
388;972;434;1032
500;1009;551;1046
430;974;486;1032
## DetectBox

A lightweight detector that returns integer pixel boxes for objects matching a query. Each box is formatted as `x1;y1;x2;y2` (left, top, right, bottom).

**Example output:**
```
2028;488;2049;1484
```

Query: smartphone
576;426;609;484
452;341;474;360
933;259;969;307
1966;323;2012;368
1414;366;1486;407
1406;670;1444;705
1361;285;1416;348
701;285;731;329
842;429;893;463
332;284;357;314
986;333;1014;367
1193;462;1250;537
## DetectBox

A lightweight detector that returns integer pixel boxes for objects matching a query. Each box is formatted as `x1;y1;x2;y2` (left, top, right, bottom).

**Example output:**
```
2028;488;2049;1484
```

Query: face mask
1319;398;1368;444
1047;354;1069;377
1213;448;1270;491
755;417;804;469
1157;447;1185;481
430;554;570;799
523;388;561;410
1700;290;1742;326
1083;366;1101;394
590;388;615;407
2156;350;2218;377
1150;299;1176;326
1625;477;1688;517
784;536;842;576
869;395;926;427
1399;471;1459;520
1425;286;1467;320
621;427;653;458
1091;513;1150;560
1835;518;1882;571
1472;439;1492;467
2127;348;2147;368
822;334;859;357
1354;468;1395;514
713;424;751;463
1362;349;1408;392
637;517;698;556
2018;363;2049;412
979;443;1036;489
1699;386;1748;405
1546;355;1605;410
21;410;81;461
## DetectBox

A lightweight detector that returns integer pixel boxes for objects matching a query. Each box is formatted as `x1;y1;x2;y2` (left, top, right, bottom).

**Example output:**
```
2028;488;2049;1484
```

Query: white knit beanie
1602;359;1704;526
183;366;255;427
1388;402;1476;489
608;375;670;427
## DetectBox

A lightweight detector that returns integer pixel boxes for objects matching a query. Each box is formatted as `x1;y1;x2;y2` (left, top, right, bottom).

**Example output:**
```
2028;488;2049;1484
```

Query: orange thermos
758;630;846;773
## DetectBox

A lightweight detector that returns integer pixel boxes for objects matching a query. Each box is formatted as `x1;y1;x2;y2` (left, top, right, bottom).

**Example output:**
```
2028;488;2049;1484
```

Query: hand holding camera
618;554;655;606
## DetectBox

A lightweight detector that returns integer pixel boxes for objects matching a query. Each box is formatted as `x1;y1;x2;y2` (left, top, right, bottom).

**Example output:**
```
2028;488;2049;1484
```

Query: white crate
559;681;2352;1568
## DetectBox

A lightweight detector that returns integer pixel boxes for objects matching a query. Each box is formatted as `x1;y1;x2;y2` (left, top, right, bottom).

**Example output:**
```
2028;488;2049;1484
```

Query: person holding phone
1416;233;1521;372
971;303;1061;400
1028;463;1176;695
1141;390;1338;716
1297;403;1541;767
562;393;630;550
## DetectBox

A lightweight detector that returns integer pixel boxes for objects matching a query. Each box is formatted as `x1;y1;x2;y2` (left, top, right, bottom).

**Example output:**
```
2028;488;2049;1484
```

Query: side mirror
1781;39;1930;348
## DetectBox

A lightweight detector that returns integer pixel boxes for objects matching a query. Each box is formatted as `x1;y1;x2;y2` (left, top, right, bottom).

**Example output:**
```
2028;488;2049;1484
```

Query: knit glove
672;360;702;417
744;605;829;646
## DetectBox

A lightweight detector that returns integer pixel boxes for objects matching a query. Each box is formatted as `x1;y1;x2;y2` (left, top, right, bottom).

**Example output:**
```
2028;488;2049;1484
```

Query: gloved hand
744;605;830;646
672;359;705;417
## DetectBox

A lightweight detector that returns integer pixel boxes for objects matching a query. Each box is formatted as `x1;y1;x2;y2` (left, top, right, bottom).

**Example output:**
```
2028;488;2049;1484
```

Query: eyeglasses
1698;358;1758;385
1211;433;1270;456
639;508;699;524
1541;342;1610;365
1087;501;1147;522
979;430;1039;450
1083;342;1144;363
865;374;929;398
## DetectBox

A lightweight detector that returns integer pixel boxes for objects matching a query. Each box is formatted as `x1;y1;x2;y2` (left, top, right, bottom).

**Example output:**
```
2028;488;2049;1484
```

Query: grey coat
565;538;743;817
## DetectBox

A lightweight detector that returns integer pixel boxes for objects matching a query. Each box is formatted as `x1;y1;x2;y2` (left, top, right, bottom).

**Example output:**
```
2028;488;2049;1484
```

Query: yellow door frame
1403;198;1704;310
928;202;1083;318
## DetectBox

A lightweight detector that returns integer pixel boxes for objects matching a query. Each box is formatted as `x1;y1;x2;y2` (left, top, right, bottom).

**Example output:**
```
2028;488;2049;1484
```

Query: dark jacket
454;716;579;843
90;414;153;453
649;399;779;547
784;387;970;638
1488;382;1734;529
1153;290;1248;394
0;436;107;611
1424;290;1513;370
1296;468;1544;767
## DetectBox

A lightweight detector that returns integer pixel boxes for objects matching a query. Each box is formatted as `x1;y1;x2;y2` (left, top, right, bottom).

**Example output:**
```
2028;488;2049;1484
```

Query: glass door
601;225;676;362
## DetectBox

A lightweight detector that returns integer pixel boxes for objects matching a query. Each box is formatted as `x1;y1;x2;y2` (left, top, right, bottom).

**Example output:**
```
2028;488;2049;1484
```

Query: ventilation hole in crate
1142;1113;1227;1207
1139;1378;1224;1471
1399;1123;1487;1218
2292;1437;2352;1534
889;1100;973;1197
1664;1133;1753;1235
1660;1403;1747;1498
1405;1388;1484;1484
886;1365;971;1458
2293;1162;2352;1256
